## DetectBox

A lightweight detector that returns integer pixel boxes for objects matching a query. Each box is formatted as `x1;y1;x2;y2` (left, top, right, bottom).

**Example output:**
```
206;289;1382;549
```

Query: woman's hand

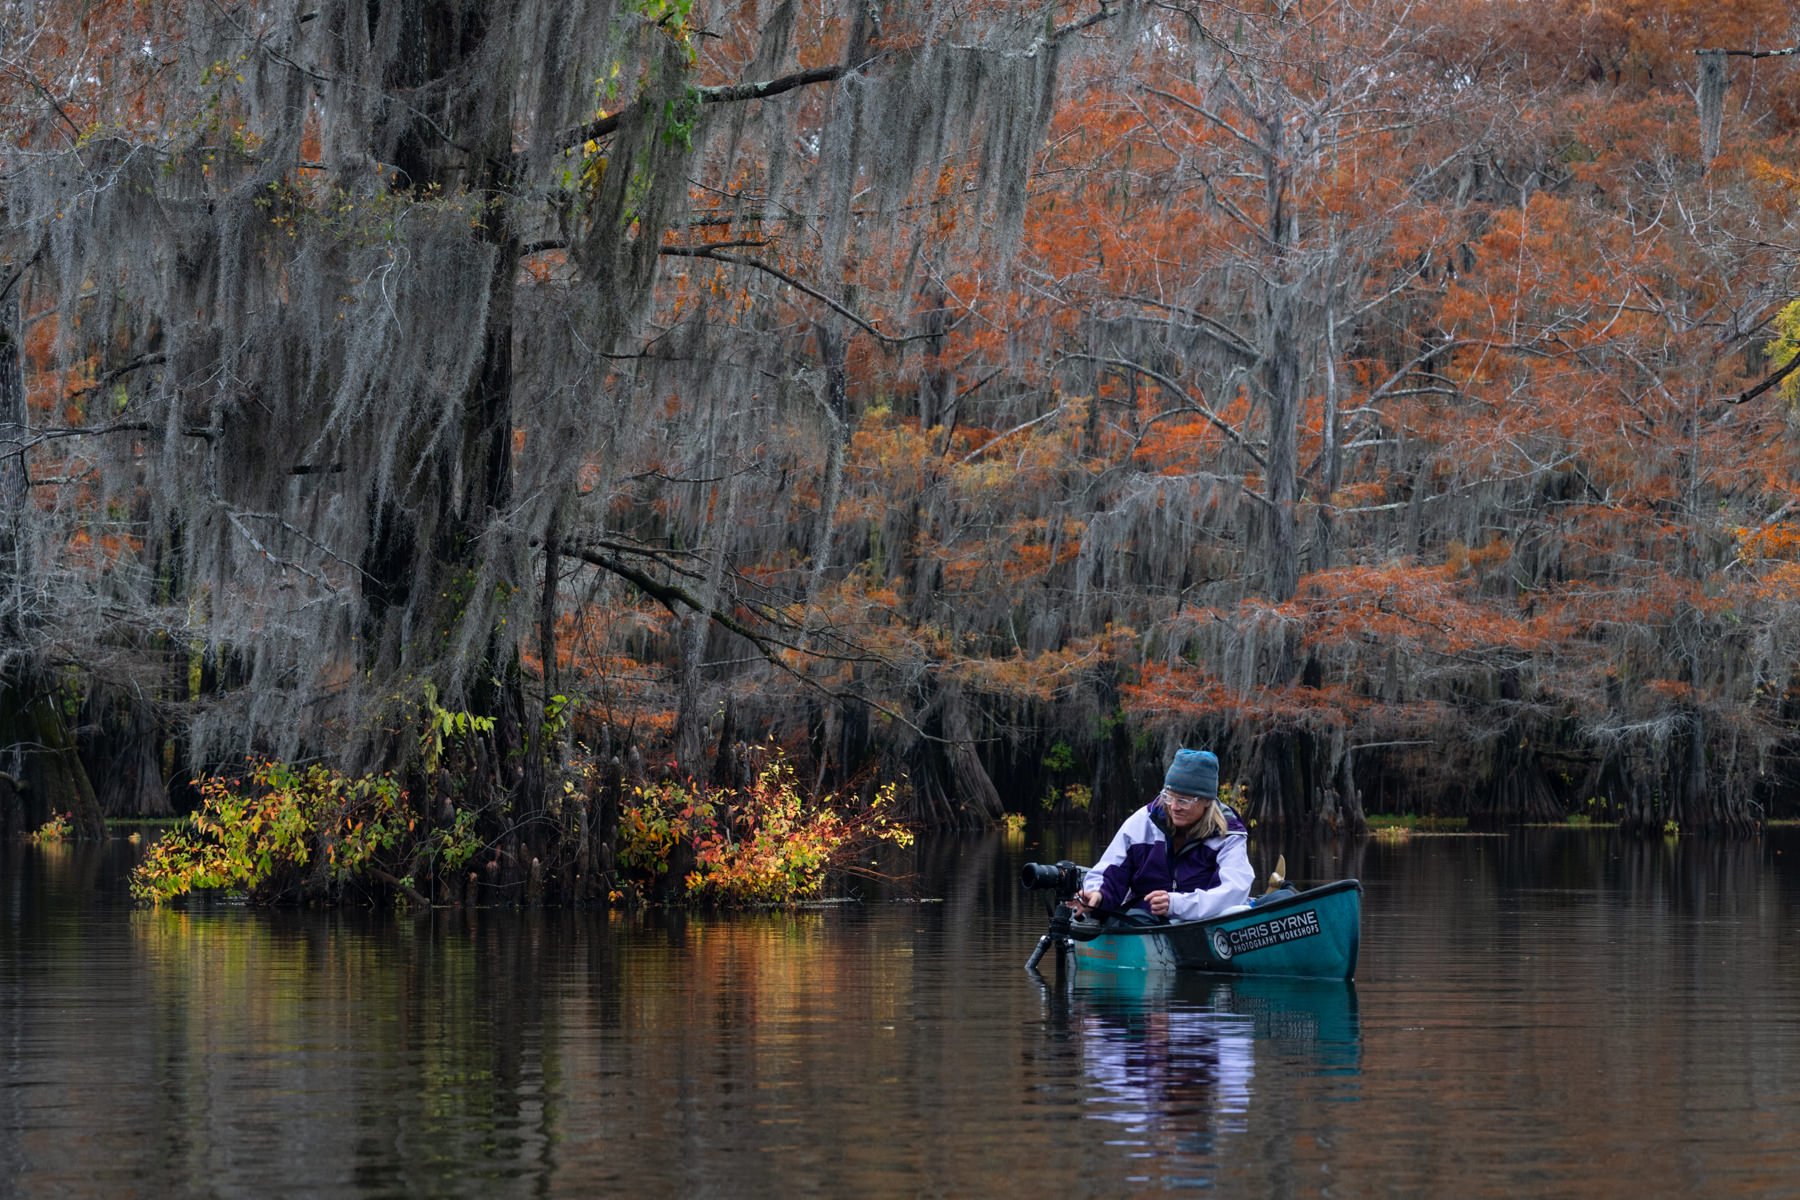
1144;889;1172;918
1071;888;1102;912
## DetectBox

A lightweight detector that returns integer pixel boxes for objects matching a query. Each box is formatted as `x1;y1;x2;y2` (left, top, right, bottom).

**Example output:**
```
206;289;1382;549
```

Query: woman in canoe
1075;748;1255;923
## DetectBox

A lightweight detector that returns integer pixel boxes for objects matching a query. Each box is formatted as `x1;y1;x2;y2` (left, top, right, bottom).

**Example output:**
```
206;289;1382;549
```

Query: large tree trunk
0;281;27;838
910;680;1006;828
1259;103;1302;606
1;277;105;838
1090;662;1147;825
803;321;850;625
675;448;741;773
1262;280;1302;605
78;688;171;818
1311;310;1342;574
1246;726;1364;837
941;688;1006;827
0;673;106;839
354;1;540;825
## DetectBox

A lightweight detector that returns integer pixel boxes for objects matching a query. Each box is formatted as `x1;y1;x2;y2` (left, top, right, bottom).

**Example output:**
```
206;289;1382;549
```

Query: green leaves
418;683;496;778
130;759;410;906
1763;299;1800;403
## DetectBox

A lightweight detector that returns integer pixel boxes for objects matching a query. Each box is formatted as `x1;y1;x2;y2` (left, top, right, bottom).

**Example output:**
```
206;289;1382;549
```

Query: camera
1019;860;1084;899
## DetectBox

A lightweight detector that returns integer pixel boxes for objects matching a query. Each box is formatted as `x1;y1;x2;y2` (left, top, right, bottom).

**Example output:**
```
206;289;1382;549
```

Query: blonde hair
1198;800;1228;839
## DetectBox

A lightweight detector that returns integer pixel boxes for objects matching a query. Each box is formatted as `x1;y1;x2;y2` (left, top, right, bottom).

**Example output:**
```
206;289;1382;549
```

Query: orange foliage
1121;662;1382;731
1288;561;1606;663
15;0;1800;810
1735;523;1800;562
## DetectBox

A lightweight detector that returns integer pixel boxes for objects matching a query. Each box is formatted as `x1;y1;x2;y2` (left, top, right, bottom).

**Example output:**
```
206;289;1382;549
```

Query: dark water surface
5;827;1800;1197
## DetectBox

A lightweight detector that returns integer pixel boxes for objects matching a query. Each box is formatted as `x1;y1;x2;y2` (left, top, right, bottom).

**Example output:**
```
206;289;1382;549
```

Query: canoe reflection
1063;973;1361;1139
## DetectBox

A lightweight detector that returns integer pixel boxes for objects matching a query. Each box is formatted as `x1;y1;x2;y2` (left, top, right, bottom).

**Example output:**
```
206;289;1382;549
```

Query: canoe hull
1068;880;1362;980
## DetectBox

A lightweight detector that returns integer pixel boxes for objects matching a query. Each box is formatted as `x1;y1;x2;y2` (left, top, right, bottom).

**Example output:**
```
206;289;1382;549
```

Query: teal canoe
1062;880;1362;980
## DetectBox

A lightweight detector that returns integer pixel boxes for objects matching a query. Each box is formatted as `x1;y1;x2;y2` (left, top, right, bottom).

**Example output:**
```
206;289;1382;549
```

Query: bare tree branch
560;541;938;739
1722;348;1800;406
556;0;1118;152
1064;352;1268;469
957;405;1066;464
558;64;855;151
1693;45;1798;58
660;245;902;345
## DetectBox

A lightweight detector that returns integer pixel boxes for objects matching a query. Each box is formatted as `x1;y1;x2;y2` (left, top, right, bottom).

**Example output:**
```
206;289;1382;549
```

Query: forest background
4;0;1800;901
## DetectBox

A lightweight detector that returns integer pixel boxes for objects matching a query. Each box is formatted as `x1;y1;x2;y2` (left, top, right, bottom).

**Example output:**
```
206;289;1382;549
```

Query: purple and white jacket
1082;799;1254;922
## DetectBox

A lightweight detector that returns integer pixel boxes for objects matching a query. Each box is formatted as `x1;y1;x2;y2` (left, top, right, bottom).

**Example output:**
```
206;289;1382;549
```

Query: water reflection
9;828;1800;1197
1078;983;1257;1147
1032;968;1361;1188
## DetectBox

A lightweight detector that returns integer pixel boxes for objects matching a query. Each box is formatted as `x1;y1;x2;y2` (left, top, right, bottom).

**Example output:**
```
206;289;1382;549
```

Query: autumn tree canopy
3;0;1799;854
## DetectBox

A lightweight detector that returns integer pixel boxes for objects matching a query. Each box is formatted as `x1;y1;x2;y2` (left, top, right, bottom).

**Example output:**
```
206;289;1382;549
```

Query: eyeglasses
1159;790;1211;808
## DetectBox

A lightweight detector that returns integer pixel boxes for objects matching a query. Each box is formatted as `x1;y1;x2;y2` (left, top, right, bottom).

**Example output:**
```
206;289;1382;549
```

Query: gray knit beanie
1163;748;1219;798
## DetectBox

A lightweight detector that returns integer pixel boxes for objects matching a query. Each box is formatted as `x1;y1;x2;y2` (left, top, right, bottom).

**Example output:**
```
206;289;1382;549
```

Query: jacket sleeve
1165;830;1254;922
1082;809;1146;908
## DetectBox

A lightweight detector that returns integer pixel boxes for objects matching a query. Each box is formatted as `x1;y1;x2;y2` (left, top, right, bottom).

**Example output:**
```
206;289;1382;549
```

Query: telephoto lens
1018;860;1082;897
